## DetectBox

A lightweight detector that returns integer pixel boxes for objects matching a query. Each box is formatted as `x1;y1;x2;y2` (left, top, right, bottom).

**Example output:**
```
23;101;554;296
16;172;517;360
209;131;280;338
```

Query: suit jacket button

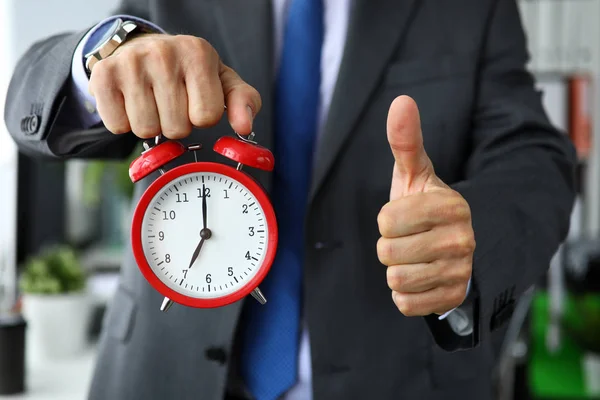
20;114;40;134
205;346;227;365
29;114;40;133
20;116;30;133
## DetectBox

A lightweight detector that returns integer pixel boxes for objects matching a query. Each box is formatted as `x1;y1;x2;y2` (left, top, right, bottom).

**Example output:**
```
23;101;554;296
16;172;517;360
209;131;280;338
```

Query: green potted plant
20;245;92;360
80;146;139;247
82;159;135;206
562;294;600;395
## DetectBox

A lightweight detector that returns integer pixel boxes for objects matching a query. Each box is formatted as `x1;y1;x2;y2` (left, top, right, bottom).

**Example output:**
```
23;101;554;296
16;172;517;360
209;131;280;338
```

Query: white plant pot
22;292;92;363
584;352;600;396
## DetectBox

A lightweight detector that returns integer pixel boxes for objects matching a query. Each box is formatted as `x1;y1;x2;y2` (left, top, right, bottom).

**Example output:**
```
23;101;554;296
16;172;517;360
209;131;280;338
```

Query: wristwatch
84;18;147;74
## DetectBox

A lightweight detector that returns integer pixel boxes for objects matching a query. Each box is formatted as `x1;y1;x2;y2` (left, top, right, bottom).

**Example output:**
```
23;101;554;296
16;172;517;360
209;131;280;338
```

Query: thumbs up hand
377;96;475;317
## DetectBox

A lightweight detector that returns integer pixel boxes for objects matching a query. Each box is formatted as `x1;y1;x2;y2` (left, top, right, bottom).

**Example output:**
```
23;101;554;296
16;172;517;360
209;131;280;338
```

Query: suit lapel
309;0;418;201
212;0;274;153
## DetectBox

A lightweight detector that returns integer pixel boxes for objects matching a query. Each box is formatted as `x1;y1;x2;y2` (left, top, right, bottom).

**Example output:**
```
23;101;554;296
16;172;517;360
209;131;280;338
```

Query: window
0;0;18;313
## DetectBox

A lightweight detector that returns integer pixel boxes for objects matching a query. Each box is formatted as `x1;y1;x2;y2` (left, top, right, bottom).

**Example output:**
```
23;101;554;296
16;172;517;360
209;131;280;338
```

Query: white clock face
140;172;269;299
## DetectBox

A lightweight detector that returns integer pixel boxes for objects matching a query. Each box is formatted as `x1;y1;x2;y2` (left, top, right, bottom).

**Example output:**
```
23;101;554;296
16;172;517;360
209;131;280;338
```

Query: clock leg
160;297;174;312
250;287;267;305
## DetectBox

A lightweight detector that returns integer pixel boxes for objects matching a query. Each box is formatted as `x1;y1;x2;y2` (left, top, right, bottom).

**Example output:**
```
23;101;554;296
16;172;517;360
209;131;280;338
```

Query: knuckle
455;228;476;256
133;124;161;139
135;130;159;140
468;232;477;252
386;267;403;291
90;61;117;90
438;236;456;255
394;294;415;316
150;41;175;71
189;104;223;127
454;202;471;222
117;47;143;73
456;262;473;283
104;119;130;135
450;285;467;307
441;227;475;257
377;204;396;237
377;237;395;266
162;131;188;140
191;36;213;53
247;85;262;112
175;34;198;48
459;203;472;221
449;192;471;220
463;263;473;281
184;36;217;64
162;122;192;140
460;257;473;278
437;192;469;221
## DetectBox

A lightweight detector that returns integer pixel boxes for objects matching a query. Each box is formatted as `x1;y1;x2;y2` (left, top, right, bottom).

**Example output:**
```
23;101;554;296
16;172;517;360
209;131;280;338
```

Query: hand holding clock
88;34;261;140
377;96;475;317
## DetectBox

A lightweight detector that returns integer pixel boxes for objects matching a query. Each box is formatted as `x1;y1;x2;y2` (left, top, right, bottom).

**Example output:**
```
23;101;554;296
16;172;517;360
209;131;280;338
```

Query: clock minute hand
202;183;207;230
189;184;211;270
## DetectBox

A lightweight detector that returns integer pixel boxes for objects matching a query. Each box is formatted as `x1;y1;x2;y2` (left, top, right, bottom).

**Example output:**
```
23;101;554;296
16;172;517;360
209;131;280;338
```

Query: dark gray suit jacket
4;0;576;399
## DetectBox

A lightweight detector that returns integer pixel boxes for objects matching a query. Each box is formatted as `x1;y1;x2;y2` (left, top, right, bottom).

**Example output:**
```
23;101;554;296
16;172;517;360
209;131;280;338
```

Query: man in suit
4;0;575;399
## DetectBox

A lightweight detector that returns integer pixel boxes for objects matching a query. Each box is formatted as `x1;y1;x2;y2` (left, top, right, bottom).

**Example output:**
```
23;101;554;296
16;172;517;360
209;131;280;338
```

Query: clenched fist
88;34;261;139
377;96;475;317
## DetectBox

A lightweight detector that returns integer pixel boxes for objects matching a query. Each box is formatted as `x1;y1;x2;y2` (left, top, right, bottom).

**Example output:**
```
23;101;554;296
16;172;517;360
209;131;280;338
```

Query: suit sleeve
3;0;151;160
425;0;577;351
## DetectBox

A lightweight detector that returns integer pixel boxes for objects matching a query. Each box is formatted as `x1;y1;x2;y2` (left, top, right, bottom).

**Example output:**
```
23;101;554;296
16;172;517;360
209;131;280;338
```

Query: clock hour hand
188;228;212;269
187;238;205;269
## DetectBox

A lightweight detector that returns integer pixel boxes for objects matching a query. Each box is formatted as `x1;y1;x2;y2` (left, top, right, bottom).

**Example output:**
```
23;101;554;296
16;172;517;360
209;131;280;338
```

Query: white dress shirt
70;1;472;398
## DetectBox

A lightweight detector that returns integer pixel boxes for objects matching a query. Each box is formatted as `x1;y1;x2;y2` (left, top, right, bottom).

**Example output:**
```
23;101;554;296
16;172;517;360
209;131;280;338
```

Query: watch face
85;18;123;57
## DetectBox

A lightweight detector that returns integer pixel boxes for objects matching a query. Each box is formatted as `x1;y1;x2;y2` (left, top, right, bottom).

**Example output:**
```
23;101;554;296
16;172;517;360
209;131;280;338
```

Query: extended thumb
386;95;432;180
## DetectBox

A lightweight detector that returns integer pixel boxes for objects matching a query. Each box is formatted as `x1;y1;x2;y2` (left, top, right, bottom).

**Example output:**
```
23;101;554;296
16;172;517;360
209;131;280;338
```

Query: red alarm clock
129;133;277;312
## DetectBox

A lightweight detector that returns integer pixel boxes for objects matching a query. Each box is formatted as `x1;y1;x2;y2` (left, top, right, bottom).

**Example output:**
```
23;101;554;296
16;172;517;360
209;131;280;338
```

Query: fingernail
244;106;254;133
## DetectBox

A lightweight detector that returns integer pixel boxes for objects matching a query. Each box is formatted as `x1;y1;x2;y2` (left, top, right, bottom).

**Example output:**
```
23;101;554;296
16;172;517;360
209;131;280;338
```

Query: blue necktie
239;0;323;399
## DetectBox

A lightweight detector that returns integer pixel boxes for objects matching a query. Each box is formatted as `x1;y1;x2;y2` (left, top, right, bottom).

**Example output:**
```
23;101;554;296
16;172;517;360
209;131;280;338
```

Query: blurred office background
0;0;122;398
1;0;600;399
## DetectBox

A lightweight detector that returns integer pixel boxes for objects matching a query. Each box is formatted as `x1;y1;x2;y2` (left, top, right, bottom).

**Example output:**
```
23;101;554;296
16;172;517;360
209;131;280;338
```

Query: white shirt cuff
438;277;472;320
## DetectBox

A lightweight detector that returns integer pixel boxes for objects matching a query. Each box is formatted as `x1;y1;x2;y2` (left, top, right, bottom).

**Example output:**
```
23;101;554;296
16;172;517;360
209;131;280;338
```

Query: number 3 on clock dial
140;172;268;300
